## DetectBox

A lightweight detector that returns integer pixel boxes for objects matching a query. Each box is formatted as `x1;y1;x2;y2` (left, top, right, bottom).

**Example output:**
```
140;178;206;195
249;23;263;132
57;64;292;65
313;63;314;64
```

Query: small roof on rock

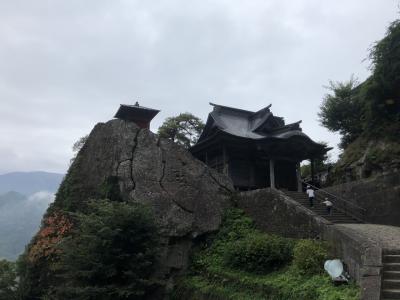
114;102;160;122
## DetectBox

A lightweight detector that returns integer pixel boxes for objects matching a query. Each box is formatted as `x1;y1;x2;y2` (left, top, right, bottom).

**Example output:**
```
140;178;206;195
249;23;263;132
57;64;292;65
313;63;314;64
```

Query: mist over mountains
0;171;63;260
0;171;64;195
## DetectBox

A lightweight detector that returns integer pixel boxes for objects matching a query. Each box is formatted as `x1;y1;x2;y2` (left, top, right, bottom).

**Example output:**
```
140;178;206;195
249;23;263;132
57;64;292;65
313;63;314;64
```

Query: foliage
49;200;159;300
319;19;400;152
173;270;359;300
72;135;89;153
293;240;329;275
0;260;17;300
157;113;205;148
224;232;293;274
301;142;332;179
174;208;359;299
318;78;364;149
70;135;89;165
51;148;90;212
366;19;400;128
100;176;123;202
214;208;255;242
330;136;400;182
27;212;73;263
16;212;73;299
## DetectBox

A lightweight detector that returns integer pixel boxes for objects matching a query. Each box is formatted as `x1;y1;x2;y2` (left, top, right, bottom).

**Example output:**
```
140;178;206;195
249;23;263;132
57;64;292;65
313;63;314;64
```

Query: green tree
319;20;400;150
0;260;17;300
365;19;400;130
72;135;89;153
70;135;88;165
157;113;205;148
301;142;332;178
318;77;364;149
51;200;159;300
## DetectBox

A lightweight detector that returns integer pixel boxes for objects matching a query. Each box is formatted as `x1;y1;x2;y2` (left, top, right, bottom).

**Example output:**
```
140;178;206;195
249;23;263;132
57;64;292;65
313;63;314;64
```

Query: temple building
190;103;331;191
114;102;159;129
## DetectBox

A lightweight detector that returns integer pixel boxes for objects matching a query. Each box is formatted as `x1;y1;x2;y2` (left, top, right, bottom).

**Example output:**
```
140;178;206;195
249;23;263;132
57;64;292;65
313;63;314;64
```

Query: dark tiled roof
198;102;307;142
114;104;159;121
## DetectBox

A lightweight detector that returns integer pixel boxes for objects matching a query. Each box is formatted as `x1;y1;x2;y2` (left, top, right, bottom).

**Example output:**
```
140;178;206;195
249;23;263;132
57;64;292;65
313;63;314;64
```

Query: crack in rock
129;128;142;191
115;158;131;176
157;136;166;190
207;169;232;193
157;137;194;214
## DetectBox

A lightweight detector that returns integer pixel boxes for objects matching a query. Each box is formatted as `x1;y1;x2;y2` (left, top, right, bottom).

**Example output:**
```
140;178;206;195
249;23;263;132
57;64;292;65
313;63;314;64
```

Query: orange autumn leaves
28;212;73;263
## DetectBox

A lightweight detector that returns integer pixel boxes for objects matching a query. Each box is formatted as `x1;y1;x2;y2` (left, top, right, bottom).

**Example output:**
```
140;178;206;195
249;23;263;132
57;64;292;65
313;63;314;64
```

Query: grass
172;209;360;300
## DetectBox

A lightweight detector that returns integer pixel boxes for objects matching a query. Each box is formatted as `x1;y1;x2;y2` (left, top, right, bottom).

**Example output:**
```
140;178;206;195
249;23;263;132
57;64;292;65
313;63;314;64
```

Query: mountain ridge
0;171;64;195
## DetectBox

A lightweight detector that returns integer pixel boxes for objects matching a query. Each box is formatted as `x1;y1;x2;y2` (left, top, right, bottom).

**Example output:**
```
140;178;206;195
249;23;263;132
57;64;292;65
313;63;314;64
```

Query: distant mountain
0;171;64;195
0;171;63;260
0;190;55;260
0;191;26;207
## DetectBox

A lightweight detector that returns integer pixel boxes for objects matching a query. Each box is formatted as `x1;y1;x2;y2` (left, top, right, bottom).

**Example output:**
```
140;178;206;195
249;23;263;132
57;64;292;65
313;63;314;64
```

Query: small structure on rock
190;103;331;191
114;102;159;129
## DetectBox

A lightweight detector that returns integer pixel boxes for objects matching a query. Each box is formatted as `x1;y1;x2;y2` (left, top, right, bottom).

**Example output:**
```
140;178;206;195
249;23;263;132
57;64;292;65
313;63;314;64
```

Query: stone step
382;289;400;299
384;271;400;280
385;256;400;264
383;279;400;290
329;220;359;224
283;191;359;224
385;250;400;256
385;264;400;272
298;206;340;212
325;219;356;223
307;215;355;222
324;214;355;218
327;218;358;223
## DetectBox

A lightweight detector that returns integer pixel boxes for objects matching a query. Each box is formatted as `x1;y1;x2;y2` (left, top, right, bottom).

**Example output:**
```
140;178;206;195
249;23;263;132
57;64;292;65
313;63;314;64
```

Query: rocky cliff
22;119;233;298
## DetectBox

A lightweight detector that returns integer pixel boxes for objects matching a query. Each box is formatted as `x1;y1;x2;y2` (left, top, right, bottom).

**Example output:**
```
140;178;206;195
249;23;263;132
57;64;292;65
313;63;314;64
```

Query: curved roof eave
194;128;326;149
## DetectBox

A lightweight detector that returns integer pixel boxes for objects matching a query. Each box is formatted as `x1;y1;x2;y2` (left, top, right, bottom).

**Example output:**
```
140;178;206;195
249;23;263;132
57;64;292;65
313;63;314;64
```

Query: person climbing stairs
283;190;362;224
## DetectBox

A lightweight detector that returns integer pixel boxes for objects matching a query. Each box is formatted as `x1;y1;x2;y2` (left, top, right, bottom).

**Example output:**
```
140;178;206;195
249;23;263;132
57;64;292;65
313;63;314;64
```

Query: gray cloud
26;191;55;208
0;0;398;173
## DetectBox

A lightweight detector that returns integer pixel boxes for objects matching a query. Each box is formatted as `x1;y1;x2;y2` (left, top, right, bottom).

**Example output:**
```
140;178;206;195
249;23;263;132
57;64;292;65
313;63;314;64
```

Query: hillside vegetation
319;20;400;182
172;209;359;300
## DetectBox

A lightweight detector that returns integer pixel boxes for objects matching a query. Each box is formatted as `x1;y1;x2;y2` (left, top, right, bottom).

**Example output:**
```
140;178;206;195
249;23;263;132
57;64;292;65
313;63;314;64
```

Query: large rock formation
48;119;233;297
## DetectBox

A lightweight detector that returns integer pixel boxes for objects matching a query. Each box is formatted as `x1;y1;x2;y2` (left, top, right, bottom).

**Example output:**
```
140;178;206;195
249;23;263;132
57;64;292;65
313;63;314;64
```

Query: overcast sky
0;0;398;174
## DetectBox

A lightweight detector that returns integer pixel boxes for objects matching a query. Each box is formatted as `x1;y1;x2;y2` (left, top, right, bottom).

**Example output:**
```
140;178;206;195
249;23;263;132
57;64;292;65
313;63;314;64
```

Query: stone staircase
283;191;362;224
382;249;400;300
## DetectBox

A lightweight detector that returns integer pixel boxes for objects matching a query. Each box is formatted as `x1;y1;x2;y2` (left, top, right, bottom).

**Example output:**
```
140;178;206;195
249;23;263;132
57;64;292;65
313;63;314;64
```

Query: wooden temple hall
190;103;331;191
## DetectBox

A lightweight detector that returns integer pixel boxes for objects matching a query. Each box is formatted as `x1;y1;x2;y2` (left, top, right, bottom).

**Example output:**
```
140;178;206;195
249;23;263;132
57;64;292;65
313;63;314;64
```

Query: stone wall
321;171;400;226
323;225;382;300
237;188;329;239
237;188;383;300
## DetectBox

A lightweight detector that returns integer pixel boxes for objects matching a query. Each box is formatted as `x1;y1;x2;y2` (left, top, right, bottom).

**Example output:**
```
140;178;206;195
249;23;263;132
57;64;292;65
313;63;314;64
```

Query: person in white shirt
306;185;315;207
322;198;333;215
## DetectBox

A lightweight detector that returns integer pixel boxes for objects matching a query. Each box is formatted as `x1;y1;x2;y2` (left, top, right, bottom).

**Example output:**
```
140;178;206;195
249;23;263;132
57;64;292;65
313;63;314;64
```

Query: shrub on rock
224;232;294;274
50;200;159;300
293;239;329;275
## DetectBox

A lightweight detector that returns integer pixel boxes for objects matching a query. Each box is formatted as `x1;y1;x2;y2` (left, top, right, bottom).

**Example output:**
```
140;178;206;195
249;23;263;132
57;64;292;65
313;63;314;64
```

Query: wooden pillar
310;158;315;185
296;162;302;192
250;159;255;189
269;159;275;189
222;145;228;176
